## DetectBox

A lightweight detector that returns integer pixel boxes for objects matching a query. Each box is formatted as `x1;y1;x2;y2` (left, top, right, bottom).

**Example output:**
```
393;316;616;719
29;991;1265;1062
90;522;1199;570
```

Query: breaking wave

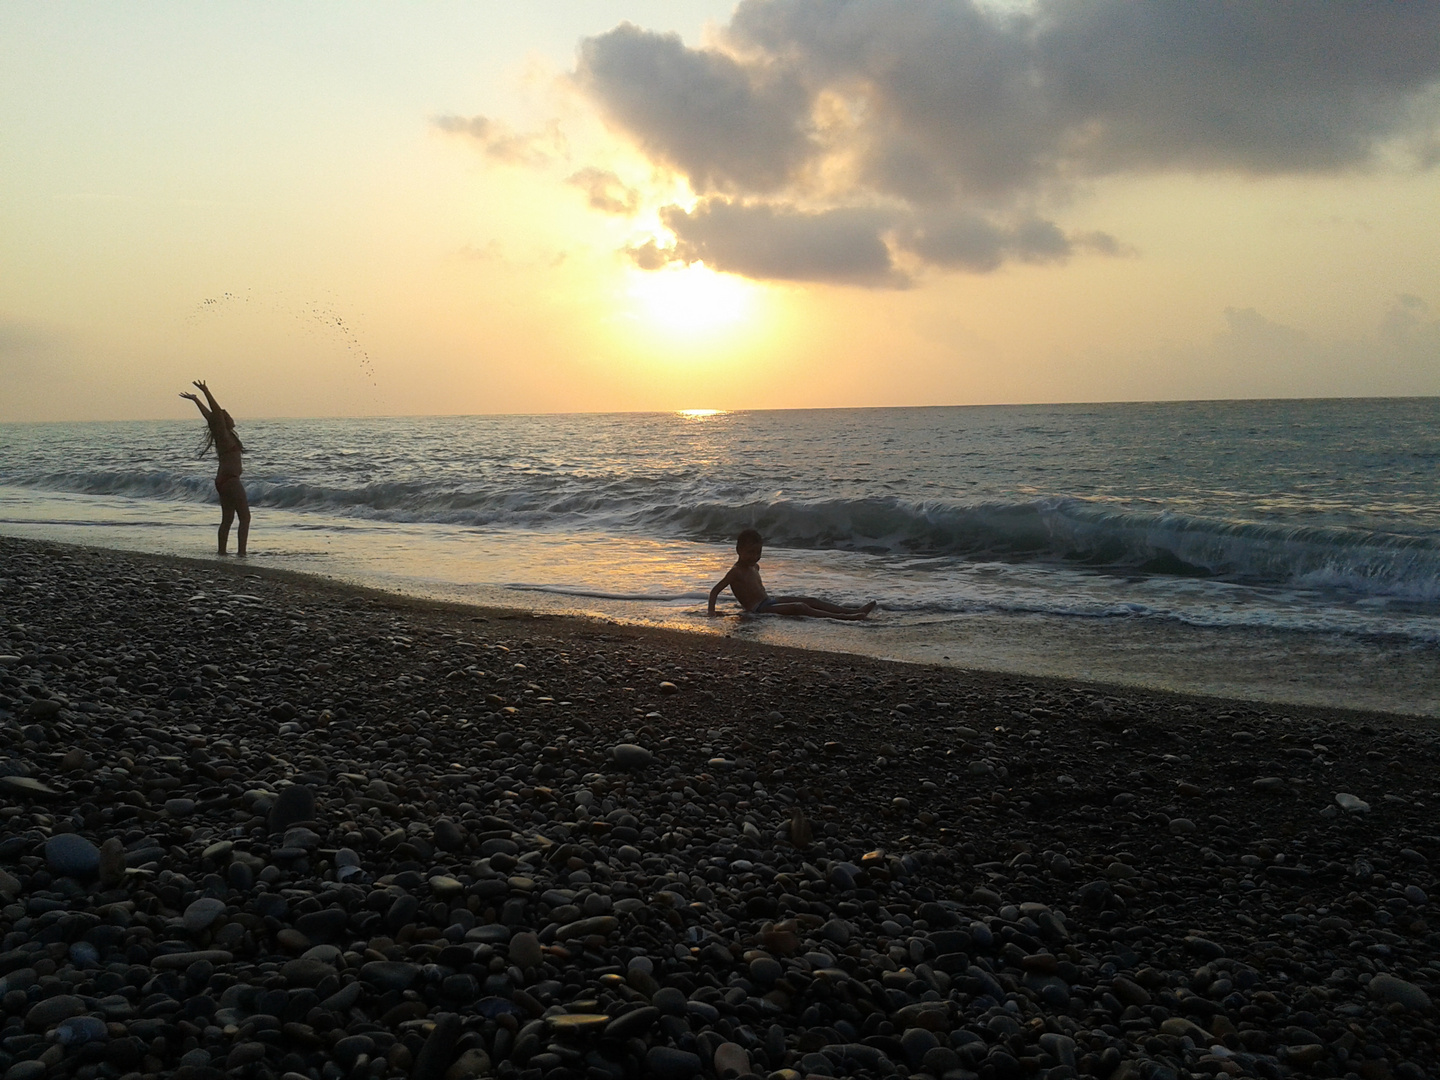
6;465;1439;601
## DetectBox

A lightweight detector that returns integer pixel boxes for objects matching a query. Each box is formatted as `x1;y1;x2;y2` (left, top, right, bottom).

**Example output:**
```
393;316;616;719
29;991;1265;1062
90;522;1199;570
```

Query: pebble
1369;973;1433;1011
268;784;316;832
1336;791;1370;813
182;896;226;932
712;1041;749;1077
0;536;1436;1080
611;742;654;768
509;931;542;968
26;995;85;1029
43;833;99;878
645;1046;701;1080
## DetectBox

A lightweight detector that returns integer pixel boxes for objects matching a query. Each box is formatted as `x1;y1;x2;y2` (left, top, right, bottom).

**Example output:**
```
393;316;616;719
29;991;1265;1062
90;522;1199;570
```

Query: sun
627;263;755;337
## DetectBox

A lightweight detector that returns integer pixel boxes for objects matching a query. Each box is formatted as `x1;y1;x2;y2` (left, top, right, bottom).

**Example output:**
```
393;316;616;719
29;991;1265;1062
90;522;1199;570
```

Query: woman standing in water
180;380;250;556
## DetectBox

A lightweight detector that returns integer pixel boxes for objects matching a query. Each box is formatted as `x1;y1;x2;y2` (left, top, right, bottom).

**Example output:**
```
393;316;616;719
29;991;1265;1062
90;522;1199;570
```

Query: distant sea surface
4;400;1440;715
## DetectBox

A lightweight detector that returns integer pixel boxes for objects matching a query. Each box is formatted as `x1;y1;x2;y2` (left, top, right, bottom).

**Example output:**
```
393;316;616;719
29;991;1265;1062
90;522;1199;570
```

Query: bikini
215;439;242;493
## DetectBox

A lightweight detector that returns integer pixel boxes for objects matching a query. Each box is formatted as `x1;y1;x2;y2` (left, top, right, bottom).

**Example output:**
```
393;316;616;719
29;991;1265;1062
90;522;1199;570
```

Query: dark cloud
575;23;811;194
899;212;1072;273
660;199;908;287
572;0;1440;284
433;114;566;166
566;167;639;215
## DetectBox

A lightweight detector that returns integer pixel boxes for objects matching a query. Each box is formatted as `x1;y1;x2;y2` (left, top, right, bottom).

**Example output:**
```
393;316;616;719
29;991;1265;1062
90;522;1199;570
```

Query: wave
666;496;1440;602
6;467;1440;602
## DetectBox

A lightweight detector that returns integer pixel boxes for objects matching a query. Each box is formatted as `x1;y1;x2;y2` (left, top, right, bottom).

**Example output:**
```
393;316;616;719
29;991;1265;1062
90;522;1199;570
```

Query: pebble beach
0;535;1437;1080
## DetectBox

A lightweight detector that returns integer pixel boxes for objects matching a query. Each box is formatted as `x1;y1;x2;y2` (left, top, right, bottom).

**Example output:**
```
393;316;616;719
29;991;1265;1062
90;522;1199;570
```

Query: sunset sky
3;1;1440;422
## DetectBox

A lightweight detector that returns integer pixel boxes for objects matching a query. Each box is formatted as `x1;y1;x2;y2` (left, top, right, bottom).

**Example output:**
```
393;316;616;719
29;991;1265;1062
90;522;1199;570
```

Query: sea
3;400;1440;717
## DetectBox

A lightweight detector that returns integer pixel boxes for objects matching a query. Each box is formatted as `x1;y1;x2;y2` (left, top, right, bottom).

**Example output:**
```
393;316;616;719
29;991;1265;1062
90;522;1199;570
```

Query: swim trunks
753;597;778;613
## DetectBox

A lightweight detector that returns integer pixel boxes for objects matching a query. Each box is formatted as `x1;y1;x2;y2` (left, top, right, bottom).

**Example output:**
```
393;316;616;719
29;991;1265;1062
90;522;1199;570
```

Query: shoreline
6;532;1439;729
1;534;1437;1078
5;487;1440;720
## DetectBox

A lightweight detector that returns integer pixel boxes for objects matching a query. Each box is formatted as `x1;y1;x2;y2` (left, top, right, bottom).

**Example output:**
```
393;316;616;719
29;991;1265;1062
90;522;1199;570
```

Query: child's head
736;528;763;561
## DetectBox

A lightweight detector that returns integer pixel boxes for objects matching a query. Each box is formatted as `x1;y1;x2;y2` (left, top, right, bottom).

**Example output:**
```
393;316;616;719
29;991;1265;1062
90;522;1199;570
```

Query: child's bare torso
727;560;768;611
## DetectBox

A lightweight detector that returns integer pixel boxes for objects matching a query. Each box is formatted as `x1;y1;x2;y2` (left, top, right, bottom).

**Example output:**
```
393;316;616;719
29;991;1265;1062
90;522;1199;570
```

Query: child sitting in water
708;529;877;620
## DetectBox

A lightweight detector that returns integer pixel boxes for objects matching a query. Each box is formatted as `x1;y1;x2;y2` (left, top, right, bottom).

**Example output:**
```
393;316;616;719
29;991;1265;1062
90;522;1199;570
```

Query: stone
445;1048;491;1080
151;950;233;969
555;915;617;940
0;776;57;799
97;837;125;886
1370;974;1433;1011
183;897;226;932
1335;792;1370;813
645;1046;701;1080
410;1013;462;1080
281;958;335;987
44;833;99;878
360;961;421;992
53;1015;107;1046
434;817;465;852
333;1035;376;1067
268;784;316;832
1112;976;1151;1006
26;994;86;1029
900;1027;939;1069
509;932;542;968
1168;817;1197;835
612;743;654;769
1159;1017;1209;1042
712;1042;749;1077
546;1014;609;1033
604;1006;660;1040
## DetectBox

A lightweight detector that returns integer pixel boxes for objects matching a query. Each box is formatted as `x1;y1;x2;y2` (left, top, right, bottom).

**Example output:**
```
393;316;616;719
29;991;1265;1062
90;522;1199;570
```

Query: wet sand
0;535;1436;1080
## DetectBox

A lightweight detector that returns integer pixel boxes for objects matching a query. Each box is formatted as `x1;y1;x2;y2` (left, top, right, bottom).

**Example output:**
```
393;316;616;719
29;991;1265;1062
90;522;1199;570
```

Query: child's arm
707;571;733;616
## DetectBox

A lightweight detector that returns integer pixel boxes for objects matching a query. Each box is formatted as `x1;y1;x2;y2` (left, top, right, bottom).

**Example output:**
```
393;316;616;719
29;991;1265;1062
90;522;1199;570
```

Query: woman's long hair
196;409;243;458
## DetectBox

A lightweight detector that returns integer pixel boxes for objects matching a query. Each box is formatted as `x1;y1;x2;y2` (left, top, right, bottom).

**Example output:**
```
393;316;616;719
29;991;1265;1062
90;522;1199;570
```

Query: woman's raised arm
180;391;212;420
193;380;222;412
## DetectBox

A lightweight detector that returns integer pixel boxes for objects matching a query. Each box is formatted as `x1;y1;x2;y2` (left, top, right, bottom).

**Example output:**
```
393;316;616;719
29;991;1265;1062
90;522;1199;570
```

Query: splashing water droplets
185;290;375;385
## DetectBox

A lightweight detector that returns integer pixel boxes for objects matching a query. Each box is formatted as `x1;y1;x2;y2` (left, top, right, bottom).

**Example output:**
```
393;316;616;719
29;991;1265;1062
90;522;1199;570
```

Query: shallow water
4;401;1439;715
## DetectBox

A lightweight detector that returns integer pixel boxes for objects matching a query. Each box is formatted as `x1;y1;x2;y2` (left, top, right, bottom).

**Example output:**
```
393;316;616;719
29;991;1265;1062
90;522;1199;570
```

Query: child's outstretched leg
764;597;877;620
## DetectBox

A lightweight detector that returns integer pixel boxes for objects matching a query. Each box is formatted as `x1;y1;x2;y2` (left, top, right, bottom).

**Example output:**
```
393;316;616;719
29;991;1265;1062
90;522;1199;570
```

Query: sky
3;1;1440;422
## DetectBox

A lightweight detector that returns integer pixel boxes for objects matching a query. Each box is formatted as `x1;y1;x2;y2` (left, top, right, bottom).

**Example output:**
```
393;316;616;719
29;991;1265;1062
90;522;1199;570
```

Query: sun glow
627;264;755;338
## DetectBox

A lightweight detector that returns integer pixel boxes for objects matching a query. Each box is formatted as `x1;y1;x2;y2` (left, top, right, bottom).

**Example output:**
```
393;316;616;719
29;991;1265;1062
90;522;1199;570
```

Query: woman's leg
232;481;250;556
217;478;250;555
218;501;235;554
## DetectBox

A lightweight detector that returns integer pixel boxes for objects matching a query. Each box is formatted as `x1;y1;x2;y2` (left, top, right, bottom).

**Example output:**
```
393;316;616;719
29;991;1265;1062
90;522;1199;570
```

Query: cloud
569;0;1440;284
433;114;567;166
575;22;811;194
900;211;1072;273
566;167;639;215
658;198;908;286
